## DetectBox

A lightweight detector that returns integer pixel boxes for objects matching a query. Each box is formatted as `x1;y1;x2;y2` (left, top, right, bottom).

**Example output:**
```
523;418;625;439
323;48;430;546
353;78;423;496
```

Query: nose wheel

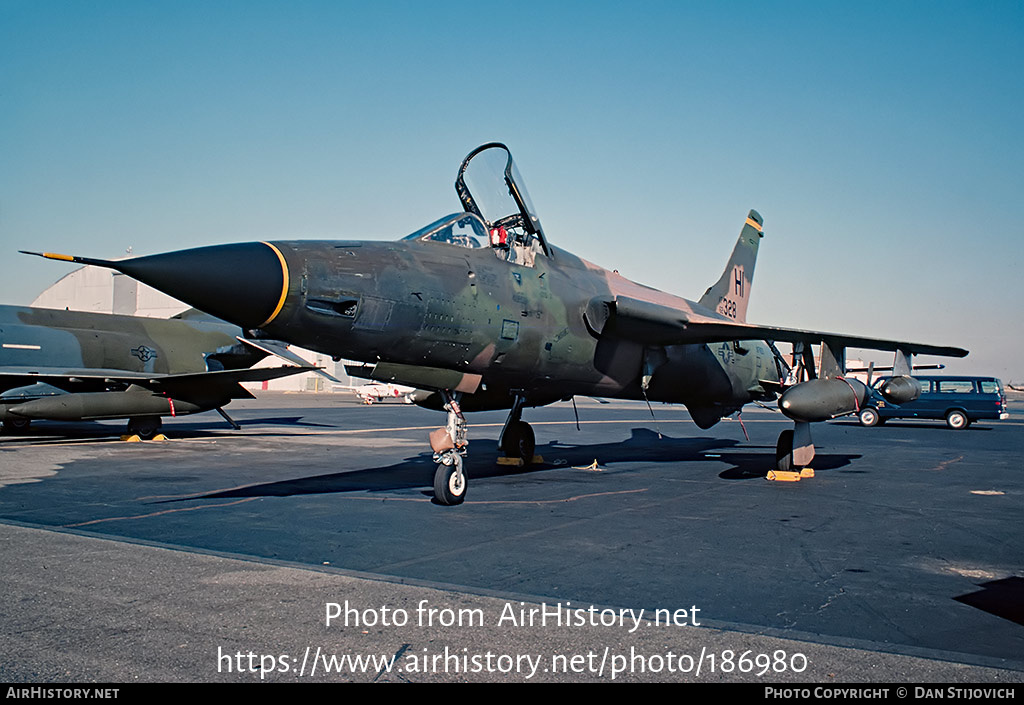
433;452;466;505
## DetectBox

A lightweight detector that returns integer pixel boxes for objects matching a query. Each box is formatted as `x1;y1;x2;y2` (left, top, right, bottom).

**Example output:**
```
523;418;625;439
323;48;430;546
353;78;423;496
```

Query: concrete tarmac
1;394;1022;683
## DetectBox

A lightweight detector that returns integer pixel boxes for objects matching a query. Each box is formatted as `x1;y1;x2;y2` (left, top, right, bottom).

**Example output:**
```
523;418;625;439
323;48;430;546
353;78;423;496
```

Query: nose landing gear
430;392;468;505
428;392;540;504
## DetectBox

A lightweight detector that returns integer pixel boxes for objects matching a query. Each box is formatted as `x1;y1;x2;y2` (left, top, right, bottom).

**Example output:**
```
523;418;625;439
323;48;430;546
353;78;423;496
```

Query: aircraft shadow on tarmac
0;421;150;445
0;415;342;444
159;428;859;504
232;415;340;429
954;577;1024;627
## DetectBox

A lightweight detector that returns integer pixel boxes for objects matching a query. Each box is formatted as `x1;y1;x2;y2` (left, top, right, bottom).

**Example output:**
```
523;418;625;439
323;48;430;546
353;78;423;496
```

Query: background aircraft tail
697;209;763;323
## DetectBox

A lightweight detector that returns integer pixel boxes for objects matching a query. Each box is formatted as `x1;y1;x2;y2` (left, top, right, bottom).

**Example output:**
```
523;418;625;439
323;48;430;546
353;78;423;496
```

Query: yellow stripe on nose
257;242;290;328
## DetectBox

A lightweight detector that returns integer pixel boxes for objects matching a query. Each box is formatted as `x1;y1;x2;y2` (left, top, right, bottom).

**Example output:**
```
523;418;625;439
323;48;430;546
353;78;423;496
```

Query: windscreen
402;213;487;248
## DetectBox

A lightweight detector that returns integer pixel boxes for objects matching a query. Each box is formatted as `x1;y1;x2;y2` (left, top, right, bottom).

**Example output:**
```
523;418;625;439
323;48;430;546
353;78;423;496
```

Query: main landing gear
1;417;31;434
771;421;816;481
126;416;161;440
498;395;536;466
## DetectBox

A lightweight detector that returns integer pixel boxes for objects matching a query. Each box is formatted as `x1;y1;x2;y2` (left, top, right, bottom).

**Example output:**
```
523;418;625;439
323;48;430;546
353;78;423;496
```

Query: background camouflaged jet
0;305;310;438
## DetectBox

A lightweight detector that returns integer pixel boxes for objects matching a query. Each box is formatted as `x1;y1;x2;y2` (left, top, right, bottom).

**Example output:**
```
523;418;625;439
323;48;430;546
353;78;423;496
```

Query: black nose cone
114;242;289;329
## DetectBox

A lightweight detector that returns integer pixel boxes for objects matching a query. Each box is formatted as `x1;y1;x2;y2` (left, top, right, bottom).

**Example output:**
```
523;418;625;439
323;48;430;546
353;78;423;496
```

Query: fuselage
251;234;779;423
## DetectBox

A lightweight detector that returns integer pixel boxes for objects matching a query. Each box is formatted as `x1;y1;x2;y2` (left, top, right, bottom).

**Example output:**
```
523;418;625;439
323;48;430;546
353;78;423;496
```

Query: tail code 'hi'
697;210;763;323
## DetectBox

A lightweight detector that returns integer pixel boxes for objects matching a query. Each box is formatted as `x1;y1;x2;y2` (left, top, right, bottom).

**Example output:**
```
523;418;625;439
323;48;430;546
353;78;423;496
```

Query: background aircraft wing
0;365;313;401
602;295;968;358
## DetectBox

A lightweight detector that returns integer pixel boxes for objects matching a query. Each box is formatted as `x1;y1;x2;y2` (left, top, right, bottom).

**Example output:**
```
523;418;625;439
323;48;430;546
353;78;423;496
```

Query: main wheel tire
858;407;881;427
776;429;794;472
127;417;161;440
2;417;31;434
945;410;969;430
433;455;466;505
501;420;535;464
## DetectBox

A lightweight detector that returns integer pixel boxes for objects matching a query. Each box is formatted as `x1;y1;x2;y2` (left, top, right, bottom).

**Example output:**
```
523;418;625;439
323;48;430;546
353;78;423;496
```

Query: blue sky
2;1;1022;379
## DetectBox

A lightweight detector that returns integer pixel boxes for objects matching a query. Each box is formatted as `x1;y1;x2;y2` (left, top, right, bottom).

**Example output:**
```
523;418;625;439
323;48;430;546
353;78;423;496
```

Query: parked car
857;376;1009;429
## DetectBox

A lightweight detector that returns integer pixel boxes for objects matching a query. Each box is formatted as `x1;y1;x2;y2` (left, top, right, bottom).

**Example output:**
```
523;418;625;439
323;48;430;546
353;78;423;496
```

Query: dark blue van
857;376;1009;429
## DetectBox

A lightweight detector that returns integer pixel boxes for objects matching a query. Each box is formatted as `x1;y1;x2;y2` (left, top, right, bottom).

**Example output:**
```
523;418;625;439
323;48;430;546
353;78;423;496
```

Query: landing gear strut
430;392;467;505
499;395;535;465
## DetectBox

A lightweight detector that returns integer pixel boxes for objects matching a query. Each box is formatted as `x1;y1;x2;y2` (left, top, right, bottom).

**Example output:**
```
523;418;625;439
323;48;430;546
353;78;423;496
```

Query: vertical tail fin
698;209;763;323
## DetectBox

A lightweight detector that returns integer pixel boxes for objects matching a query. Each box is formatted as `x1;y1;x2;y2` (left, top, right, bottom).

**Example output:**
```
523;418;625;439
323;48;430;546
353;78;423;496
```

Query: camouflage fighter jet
0;305;311;438
24;143;967;501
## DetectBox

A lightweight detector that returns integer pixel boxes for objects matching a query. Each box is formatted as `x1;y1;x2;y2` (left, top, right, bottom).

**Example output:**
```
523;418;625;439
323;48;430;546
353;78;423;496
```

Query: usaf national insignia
131;345;158;362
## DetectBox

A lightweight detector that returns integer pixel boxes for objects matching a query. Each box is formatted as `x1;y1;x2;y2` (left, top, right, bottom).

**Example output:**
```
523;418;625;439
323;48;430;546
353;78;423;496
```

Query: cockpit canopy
455;143;551;257
401;144;552;260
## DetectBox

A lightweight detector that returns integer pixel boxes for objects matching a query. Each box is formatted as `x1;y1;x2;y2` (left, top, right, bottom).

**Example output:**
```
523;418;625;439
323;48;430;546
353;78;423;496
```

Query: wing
591;295;968;359
0;365;313;402
236;336;342;384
